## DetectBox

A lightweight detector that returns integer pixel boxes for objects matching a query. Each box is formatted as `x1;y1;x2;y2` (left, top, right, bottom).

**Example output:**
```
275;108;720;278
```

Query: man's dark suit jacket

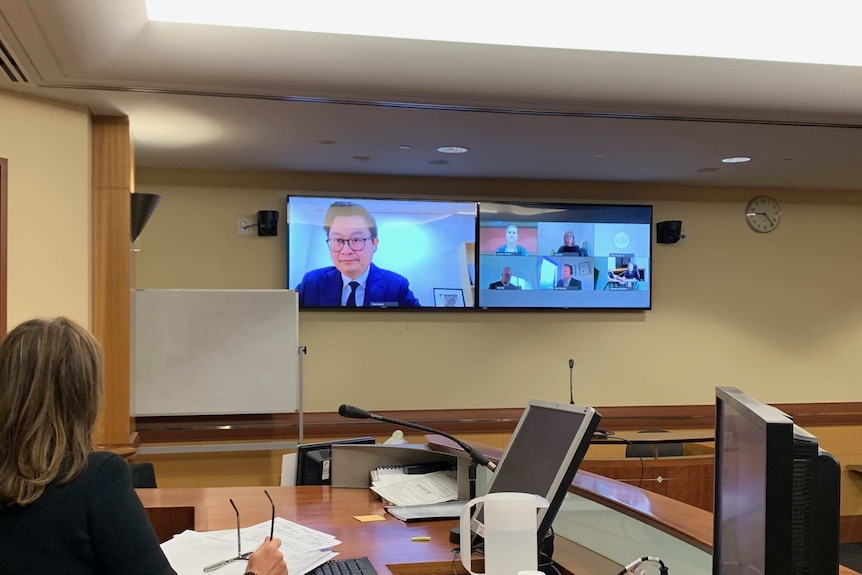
488;281;521;290
556;278;582;289
297;263;420;307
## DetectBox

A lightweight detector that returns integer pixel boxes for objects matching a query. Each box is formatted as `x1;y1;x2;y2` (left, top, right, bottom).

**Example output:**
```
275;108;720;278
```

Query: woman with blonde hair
556;230;583;255
495;224;529;255
0;317;286;575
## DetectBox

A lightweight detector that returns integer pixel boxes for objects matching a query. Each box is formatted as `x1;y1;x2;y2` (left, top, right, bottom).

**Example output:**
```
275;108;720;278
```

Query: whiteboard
134;290;299;416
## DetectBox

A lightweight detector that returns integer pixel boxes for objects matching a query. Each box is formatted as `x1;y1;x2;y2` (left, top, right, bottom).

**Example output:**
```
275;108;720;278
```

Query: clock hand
756;211;774;225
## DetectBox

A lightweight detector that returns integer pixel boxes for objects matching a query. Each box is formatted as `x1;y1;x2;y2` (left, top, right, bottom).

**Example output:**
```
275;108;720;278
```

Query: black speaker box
656;220;683;244
257;210;279;236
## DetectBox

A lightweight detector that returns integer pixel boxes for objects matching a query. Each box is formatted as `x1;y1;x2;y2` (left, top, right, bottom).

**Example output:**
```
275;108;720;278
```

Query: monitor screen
714;389;773;574
713;387;840;575
476;202;652;309
287;196;478;309
295;436;376;485
474;399;601;543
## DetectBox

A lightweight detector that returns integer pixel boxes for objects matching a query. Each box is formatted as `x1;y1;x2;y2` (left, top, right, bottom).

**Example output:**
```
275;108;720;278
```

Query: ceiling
2;0;862;190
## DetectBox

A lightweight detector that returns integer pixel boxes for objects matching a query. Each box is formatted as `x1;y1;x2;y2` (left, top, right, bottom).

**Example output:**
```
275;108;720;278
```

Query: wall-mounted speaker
257;210;279;237
656;220;683;244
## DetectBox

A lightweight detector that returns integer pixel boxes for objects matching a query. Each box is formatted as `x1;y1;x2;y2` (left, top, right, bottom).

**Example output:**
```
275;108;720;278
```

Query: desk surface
138;487;454;568
137;486;617;575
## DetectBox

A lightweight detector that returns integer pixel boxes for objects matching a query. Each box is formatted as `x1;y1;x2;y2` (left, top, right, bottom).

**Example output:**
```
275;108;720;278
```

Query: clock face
745;196;781;233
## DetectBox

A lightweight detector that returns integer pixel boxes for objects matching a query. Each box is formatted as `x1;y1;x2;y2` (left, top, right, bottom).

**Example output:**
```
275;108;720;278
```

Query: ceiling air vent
0;37;28;83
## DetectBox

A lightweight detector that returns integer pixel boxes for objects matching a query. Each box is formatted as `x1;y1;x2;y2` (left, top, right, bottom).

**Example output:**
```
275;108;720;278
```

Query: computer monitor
295;437;376;486
471;399;601;549
713;387;840;575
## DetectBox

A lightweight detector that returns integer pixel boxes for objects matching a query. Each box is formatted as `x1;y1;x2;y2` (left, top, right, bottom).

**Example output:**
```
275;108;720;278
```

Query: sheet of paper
161;518;340;575
370;470;457;507
372;473;416;488
206;517;340;552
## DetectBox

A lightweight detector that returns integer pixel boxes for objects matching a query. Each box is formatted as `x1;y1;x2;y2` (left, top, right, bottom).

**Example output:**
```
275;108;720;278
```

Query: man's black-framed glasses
203;490;276;572
326;237;373;252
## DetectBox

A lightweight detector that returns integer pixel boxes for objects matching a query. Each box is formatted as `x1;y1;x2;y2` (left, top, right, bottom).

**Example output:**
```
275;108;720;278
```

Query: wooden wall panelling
579;455;715;512
134;403;862;445
91;116;134;449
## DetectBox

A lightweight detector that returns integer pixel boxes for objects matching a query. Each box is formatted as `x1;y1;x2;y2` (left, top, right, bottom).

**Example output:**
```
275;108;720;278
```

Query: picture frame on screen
476;201;652;310
287;196;478;310
432;288;465;308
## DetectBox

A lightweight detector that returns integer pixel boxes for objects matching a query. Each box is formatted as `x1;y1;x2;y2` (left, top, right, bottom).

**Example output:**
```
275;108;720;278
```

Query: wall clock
745;196;781;233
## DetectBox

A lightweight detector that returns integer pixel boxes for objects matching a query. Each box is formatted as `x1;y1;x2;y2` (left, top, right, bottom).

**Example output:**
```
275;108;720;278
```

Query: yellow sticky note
354;514;386;522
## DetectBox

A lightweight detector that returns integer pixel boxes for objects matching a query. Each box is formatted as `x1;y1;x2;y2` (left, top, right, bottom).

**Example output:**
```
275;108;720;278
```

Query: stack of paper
161;517;340;575
370;470;457;507
370;466;405;483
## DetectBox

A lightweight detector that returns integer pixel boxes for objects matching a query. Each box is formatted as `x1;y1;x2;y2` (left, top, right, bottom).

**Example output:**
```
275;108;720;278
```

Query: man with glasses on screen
297;201;420;307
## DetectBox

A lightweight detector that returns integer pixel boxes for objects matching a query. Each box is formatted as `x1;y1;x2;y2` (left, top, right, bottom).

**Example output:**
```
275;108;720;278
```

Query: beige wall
0;90;91;330
135;169;862;412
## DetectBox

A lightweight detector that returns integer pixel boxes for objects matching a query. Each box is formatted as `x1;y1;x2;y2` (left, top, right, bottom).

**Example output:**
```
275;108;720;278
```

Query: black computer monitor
713;387;840;575
471;399;601;550
295;437;376;486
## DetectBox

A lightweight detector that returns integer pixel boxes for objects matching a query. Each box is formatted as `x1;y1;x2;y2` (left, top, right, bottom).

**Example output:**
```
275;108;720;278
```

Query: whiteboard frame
133;290;302;435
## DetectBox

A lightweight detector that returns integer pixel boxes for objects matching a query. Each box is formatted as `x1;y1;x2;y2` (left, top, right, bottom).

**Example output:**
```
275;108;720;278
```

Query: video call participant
297;201;420;307
488;266;521;290
0;317;287;575
556;230;584;255
555;264;582;290
608;262;640;285
495;224;529;255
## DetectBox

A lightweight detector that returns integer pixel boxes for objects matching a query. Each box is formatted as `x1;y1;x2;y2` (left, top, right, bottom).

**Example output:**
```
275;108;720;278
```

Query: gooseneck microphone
568;358;575;404
338;404;496;471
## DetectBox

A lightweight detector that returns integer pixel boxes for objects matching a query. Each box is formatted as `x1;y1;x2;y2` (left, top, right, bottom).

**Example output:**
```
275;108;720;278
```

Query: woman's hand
245;537;287;575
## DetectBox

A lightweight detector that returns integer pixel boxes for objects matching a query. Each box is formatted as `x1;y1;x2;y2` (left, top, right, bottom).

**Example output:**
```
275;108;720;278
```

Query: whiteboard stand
298;345;307;445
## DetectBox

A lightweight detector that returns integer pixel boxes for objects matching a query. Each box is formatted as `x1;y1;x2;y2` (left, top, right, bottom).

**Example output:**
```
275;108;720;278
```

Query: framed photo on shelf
433;288;465;308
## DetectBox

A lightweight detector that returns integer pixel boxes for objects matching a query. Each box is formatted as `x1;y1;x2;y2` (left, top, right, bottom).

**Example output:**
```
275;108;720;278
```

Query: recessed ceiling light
428;160;449;165
399;144;412;150
436;146;469;154
352;155;370;162
721;156;751;164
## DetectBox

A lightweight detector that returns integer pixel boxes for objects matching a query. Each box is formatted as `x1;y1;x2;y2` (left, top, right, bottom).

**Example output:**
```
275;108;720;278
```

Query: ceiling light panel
147;0;862;67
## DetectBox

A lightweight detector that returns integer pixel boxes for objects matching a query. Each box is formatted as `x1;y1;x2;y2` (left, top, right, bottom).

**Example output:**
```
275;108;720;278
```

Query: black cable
601;437;646;488
538;525;554;569
614;556;668;575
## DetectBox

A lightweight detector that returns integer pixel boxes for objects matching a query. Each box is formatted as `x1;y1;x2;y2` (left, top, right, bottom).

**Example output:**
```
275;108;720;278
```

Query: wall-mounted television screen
477;202;652;309
288;196;478;309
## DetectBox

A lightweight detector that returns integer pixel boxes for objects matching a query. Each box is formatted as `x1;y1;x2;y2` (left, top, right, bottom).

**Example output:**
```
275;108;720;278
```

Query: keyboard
311;557;379;575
